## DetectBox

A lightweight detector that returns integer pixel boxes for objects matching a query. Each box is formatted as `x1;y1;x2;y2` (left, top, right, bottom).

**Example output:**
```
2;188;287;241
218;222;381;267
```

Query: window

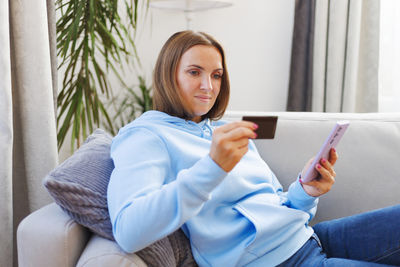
379;0;400;112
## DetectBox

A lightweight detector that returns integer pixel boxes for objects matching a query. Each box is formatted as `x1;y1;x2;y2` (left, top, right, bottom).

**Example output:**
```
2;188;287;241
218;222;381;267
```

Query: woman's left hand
300;148;338;197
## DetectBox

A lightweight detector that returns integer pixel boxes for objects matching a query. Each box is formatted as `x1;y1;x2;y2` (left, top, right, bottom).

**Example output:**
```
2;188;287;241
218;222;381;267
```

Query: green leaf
56;0;149;151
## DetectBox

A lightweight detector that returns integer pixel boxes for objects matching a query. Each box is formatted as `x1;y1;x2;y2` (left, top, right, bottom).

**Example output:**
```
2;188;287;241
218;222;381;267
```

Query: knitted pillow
43;129;197;266
43;129;115;240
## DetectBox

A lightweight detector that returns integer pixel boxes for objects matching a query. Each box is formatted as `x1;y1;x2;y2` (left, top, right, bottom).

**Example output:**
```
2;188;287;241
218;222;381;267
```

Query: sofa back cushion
225;112;400;224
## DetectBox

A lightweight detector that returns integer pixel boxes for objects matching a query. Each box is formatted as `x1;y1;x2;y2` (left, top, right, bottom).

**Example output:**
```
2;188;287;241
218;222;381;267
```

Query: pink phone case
301;121;350;183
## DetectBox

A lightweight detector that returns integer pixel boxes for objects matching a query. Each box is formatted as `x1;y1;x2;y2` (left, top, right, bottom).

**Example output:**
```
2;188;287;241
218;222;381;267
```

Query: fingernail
253;123;258;130
321;158;327;163
253;133;258;139
299;178;303;184
316;164;321;169
332;148;336;152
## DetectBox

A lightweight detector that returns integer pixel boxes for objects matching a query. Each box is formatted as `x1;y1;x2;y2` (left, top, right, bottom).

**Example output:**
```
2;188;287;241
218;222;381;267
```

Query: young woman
107;31;400;266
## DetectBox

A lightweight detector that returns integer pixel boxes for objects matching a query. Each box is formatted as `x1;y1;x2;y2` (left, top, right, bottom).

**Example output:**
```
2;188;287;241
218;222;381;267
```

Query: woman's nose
200;75;213;91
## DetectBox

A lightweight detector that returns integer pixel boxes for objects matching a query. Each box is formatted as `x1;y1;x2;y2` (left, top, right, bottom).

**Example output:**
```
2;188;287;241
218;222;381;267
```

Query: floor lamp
149;0;233;29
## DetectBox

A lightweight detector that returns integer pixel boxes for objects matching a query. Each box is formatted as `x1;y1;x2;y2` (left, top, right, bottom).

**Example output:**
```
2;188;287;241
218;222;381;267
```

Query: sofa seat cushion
77;235;148;267
77;230;198;267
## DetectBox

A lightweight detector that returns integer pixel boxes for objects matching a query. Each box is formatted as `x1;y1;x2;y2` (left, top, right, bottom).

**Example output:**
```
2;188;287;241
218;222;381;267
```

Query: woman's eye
213;73;222;79
188;70;200;76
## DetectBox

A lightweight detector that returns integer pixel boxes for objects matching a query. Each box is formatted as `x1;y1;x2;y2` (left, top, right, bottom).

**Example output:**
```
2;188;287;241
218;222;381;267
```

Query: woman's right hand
209;121;258;172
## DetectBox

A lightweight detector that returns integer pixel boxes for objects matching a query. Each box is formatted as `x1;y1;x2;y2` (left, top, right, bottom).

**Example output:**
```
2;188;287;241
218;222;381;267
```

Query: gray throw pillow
43;129;198;266
43;129;115;240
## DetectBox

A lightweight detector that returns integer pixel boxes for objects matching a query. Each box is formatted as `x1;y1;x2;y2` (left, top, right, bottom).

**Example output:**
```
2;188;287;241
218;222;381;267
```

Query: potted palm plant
56;0;150;151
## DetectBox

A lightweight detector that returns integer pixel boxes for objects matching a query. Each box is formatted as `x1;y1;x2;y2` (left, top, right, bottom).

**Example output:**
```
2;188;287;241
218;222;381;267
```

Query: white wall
58;0;295;161
131;0;295;112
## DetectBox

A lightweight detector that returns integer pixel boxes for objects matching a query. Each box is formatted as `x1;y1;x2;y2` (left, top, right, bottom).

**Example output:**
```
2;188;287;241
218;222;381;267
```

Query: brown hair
152;30;230;121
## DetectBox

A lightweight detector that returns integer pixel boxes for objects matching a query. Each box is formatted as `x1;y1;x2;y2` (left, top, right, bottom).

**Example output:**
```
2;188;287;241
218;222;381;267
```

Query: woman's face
176;45;223;123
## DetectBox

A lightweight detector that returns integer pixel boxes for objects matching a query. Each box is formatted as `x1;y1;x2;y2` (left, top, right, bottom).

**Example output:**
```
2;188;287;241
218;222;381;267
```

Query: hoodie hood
118;110;223;139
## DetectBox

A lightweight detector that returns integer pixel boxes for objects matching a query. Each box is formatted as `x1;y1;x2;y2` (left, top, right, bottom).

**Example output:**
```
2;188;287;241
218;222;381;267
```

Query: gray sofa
17;112;400;267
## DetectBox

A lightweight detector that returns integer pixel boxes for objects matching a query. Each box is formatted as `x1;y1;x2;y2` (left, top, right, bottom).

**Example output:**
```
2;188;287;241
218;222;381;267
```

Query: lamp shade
149;0;233;12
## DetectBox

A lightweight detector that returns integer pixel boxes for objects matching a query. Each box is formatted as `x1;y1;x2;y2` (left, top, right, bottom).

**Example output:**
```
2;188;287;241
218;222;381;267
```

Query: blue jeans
278;205;400;266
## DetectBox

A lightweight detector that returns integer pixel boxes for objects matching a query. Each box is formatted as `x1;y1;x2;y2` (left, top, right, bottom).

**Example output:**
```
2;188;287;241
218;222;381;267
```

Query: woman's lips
195;95;212;102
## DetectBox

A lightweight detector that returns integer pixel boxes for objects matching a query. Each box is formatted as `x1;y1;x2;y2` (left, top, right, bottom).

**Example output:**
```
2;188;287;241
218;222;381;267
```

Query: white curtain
312;0;380;112
0;0;58;266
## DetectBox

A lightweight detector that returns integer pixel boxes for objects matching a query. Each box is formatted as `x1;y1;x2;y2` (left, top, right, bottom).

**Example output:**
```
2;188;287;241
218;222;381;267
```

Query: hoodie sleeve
107;127;227;253
275;175;318;222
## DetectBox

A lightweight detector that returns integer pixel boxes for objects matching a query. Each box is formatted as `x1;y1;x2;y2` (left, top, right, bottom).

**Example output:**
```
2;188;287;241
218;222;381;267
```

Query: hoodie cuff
287;174;319;210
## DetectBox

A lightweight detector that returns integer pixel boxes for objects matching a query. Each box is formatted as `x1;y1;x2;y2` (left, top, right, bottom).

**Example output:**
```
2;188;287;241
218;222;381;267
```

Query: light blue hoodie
107;110;318;267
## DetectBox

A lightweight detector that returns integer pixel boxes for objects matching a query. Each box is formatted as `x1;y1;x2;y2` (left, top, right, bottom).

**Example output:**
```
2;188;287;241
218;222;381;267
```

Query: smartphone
242;116;278;139
301;121;350;183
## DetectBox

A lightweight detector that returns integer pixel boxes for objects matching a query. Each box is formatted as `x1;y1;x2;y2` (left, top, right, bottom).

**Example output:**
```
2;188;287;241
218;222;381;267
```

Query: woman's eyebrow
187;64;223;72
187;64;204;70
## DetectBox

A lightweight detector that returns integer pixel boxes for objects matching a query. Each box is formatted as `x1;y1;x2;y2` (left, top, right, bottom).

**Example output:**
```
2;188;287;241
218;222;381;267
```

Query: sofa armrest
17;203;91;267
